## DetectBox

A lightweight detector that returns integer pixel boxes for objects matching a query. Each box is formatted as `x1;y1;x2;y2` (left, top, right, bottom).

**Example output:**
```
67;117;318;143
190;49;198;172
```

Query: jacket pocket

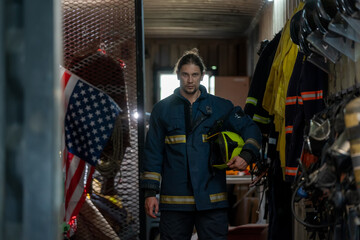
165;121;186;144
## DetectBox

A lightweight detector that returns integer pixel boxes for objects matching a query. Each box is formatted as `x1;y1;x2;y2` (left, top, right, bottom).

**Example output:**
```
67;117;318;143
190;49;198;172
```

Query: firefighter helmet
207;131;245;169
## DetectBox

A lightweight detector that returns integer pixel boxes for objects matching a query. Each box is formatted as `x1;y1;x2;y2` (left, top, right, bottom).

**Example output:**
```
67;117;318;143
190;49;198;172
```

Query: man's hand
227;155;248;171
145;196;159;218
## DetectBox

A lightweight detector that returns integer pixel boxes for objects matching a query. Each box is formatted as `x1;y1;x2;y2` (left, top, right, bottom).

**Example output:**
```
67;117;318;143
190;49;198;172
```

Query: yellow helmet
207;131;245;169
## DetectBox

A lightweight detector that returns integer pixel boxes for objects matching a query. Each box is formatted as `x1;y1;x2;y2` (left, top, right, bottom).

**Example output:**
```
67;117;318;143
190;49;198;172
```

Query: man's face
177;63;203;96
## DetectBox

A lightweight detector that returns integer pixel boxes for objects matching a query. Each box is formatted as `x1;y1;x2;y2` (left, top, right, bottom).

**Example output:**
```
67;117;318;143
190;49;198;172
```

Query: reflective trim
285;96;297;105
160;192;228;204
301;90;323;101
245;138;261;149
96;193;123;208
142;171;161;182
297;96;303;105
210;192;227;203
206;132;220;141
285;167;298;176
202;134;208;142
246;97;258;106
269;137;277;145
253;114;271;124
165;135;186;144
160;195;195;204
285;125;293;134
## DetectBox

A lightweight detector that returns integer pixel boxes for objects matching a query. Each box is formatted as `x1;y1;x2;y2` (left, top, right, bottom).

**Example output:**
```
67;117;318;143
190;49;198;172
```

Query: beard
183;87;197;95
181;84;199;96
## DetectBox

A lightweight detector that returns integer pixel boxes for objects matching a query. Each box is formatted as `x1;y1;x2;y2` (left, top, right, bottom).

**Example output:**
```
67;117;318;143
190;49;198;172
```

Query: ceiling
143;0;268;39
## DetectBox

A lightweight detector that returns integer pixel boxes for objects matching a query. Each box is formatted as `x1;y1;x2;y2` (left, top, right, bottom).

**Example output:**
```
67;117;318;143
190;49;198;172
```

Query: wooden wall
144;38;247;112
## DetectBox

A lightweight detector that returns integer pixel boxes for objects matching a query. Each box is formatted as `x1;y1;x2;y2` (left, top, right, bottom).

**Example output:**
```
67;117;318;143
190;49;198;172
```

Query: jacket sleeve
223;106;262;164
140;106;165;193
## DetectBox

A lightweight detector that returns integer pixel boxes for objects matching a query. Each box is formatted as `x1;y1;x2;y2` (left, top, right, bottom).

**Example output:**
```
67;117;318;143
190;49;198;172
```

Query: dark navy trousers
159;209;228;240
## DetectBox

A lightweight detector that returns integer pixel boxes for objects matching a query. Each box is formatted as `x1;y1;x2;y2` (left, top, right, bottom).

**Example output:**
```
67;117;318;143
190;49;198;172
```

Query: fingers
227;156;248;171
145;197;159;218
145;203;156;218
226;162;235;169
227;157;238;170
227;158;235;165
237;159;248;171
154;201;159;215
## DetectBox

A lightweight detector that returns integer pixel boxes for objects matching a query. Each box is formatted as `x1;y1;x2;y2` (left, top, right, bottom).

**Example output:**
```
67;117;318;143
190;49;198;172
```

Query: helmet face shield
327;12;360;42
207;131;245;170
309;117;331;141
209;135;225;166
307;30;342;63
323;31;360;62
307;52;330;74
290;0;360;62
308;116;331;158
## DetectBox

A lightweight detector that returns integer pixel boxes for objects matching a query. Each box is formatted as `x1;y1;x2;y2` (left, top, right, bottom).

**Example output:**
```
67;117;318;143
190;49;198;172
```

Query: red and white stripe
301;90;323;101
60;66;95;223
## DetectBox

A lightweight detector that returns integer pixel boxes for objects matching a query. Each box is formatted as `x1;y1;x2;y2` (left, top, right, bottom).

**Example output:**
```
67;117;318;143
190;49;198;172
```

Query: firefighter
140;48;262;239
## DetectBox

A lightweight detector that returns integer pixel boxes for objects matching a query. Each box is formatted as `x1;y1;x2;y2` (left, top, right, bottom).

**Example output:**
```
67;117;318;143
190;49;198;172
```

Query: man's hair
174;48;207;74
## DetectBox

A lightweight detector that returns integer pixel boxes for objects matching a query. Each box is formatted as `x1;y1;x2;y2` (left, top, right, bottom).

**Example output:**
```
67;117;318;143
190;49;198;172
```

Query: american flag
60;66;122;225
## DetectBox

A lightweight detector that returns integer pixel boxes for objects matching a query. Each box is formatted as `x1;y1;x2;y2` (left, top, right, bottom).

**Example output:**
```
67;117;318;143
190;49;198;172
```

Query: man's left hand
227;156;248;171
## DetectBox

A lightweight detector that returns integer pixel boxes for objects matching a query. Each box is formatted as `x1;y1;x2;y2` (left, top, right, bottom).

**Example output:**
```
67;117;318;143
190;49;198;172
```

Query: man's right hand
227;155;248;171
145;196;159;218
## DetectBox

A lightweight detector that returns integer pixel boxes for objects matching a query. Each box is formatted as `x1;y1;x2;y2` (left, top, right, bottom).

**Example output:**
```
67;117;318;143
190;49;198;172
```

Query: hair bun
186;48;199;56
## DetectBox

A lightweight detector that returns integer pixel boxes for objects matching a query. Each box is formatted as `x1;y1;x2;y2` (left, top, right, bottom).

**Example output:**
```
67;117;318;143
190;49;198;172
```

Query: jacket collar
173;85;212;117
197;85;212;116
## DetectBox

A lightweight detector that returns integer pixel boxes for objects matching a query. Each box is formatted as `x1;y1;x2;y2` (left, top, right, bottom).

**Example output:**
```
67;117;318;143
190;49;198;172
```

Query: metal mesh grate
62;0;139;239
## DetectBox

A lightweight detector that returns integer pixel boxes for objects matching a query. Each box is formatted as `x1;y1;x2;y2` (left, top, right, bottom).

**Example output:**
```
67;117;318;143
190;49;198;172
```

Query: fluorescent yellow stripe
253;114;271;124
246;97;258;106
165;135;186;144
142;171;161;182
202;134;208;142
95;193;123;208
206;132;220;141
160;195;195;204
210;192;227;203
160;193;227;204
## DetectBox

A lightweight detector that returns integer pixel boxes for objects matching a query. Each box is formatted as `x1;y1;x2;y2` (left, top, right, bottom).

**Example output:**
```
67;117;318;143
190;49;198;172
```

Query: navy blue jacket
140;85;261;211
